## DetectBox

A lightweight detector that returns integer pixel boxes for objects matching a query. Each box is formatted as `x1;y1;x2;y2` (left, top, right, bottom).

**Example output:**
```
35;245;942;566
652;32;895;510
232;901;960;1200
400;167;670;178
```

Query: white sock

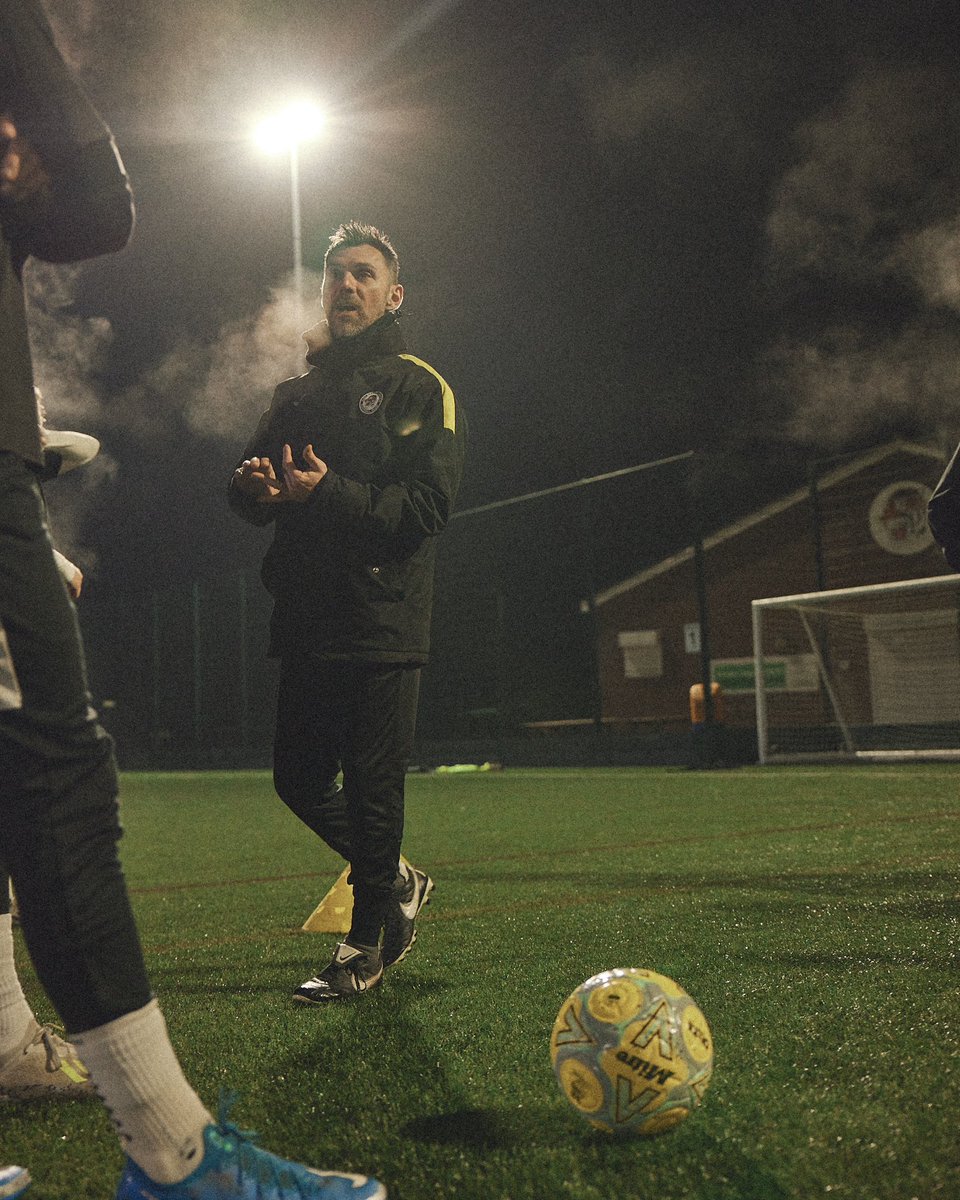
72;999;213;1184
0;914;35;1059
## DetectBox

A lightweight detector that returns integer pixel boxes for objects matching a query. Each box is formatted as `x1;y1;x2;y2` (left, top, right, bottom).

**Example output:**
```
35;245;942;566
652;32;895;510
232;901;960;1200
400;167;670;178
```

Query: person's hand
281;443;328;503
66;565;83;599
0;118;21;196
0;116;48;202
233;456;285;503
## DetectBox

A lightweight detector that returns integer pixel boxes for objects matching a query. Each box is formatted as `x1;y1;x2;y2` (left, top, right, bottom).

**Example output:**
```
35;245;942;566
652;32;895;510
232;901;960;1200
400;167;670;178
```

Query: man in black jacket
1;7;384;1197
230;221;465;1002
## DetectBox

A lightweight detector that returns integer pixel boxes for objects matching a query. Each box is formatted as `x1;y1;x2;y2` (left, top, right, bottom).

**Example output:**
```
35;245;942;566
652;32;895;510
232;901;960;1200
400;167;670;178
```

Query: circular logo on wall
358;391;383;415
868;480;934;555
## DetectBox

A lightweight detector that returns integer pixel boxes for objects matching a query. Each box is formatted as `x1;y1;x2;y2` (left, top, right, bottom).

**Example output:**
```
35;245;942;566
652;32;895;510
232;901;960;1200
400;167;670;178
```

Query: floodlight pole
255;103;325;317
289;141;304;313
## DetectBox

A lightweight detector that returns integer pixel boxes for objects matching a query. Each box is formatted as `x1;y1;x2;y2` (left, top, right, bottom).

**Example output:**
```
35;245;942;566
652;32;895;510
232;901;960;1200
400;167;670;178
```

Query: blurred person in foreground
1;409;99;1099
0;4;384;1197
229;221;466;1002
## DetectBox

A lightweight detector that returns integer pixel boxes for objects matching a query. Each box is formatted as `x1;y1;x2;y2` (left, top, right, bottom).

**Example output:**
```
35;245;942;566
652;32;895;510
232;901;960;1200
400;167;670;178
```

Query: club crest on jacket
358;391;383;415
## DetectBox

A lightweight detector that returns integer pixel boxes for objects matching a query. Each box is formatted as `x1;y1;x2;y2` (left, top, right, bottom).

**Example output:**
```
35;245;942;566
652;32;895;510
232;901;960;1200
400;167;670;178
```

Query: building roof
593;439;945;608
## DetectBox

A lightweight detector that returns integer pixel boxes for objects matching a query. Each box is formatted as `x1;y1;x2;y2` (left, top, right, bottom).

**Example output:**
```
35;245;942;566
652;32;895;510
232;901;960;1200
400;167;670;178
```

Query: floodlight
253;101;327;154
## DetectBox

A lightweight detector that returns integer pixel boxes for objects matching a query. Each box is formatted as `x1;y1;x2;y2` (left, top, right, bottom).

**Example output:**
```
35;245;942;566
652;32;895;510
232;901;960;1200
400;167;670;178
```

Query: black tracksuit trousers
0;453;152;1032
272;655;420;947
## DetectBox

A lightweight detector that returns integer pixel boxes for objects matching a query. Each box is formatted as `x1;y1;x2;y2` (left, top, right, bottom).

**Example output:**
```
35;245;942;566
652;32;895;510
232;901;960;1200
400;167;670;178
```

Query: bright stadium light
253;100;327;154
253;101;328;309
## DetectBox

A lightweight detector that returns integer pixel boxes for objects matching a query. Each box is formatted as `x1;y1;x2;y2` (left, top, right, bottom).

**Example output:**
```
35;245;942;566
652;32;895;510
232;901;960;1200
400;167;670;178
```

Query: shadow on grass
403;1107;791;1199
655;1126;792;1200
146;961;457;997
164;962;799;1200
570;1121;795;1200
401;1105;553;1148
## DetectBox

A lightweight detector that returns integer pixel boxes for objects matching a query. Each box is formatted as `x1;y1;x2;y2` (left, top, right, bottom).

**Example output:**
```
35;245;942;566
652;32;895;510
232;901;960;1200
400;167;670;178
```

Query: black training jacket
228;313;466;664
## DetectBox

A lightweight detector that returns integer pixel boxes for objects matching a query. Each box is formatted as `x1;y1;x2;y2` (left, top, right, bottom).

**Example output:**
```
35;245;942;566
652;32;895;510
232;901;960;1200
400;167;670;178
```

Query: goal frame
751;574;960;764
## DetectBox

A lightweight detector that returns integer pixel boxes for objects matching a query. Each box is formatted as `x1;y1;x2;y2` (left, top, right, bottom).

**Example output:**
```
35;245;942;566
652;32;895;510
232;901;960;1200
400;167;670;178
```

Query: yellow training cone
301;857;412;933
301;867;353;933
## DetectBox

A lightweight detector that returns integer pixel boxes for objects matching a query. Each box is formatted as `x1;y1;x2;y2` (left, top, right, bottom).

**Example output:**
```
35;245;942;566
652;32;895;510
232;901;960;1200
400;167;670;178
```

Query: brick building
592;441;951;732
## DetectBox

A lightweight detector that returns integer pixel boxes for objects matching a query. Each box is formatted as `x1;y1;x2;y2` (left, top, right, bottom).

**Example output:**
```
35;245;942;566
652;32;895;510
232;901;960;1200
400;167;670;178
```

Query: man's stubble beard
328;307;386;340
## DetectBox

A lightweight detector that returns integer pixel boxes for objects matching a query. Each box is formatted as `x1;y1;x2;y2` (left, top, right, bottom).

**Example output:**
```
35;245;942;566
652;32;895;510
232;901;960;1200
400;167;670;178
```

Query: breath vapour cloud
765;64;960;450
26;262;117;570
27;255;321;569
127;271;323;443
561;38;762;177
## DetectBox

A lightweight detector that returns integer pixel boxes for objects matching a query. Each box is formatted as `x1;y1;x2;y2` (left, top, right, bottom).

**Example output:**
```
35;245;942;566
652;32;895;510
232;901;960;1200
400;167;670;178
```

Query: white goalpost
751;574;960;764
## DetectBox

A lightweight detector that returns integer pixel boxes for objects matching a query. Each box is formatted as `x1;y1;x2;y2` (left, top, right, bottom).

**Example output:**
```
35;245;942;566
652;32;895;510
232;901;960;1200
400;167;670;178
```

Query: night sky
24;0;960;749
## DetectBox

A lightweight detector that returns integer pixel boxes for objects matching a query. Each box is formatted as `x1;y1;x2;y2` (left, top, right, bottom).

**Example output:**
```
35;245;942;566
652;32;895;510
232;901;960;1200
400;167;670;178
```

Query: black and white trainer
293;942;383;1003
381;863;434;968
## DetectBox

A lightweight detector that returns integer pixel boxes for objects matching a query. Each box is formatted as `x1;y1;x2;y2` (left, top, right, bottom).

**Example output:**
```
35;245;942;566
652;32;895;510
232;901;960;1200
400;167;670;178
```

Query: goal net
751;575;960;763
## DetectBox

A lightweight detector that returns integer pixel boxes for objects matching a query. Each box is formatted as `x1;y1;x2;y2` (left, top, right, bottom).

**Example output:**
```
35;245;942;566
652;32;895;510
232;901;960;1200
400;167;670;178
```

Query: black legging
273;656;420;945
0;454;152;1032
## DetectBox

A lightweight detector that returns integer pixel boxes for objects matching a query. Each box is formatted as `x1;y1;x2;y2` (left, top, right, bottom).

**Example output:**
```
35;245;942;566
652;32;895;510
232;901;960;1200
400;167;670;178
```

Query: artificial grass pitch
7;765;959;1199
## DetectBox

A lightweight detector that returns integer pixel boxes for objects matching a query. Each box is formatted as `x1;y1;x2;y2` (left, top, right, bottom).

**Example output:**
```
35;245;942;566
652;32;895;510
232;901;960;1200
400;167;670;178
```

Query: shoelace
211;1092;316;1199
309;947;367;991
33;1024;63;1072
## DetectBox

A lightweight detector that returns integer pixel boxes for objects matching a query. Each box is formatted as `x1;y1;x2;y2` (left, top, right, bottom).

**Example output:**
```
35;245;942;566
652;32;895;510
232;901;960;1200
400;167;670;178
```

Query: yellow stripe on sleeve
399;354;457;433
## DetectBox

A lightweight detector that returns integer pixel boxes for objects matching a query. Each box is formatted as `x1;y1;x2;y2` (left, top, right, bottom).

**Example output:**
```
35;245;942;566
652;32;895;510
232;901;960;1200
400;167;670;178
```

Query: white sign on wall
618;630;663;679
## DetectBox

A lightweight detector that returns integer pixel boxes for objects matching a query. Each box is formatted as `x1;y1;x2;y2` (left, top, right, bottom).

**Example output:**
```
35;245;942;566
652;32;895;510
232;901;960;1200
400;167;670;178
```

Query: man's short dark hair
324;221;400;282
